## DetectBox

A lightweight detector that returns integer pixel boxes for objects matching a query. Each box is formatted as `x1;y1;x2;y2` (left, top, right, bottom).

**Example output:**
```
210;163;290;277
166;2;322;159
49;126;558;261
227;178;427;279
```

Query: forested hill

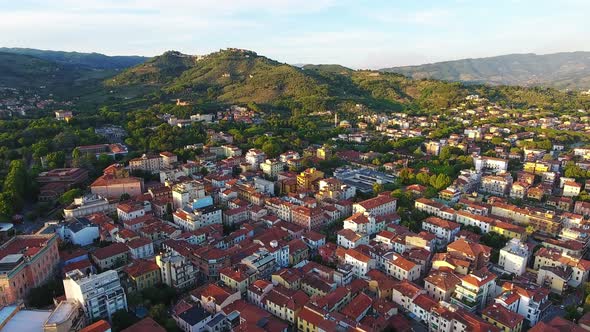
0;47;148;70
106;48;590;112
381;52;590;91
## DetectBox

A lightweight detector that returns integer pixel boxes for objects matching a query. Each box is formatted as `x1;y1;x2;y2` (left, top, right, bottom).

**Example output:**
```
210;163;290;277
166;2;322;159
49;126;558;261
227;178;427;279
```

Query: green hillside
106;48;590;112
381;52;590;90
0;47;148;70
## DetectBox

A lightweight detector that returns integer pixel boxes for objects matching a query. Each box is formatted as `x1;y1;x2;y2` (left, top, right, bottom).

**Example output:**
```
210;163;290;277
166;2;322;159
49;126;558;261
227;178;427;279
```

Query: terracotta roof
345;248;372;264
192;283;235;304
423;216;460;230
121;317;166;332
124;259;159;278
482;303;524;329
79;320;111;332
355;195;397;210
92;242;129;260
412;294;438;312
424;270;461;291
340;292;372;320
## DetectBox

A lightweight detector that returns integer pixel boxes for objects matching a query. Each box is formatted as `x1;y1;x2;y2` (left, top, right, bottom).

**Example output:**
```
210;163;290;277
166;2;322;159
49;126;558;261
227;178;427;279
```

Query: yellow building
490;221;526;240
523;162;549;174
316;145;333;160
272;268;303;290
123;259;161;291
297;306;338;332
482;303;524;332
297;168;324;190
219;265;257;294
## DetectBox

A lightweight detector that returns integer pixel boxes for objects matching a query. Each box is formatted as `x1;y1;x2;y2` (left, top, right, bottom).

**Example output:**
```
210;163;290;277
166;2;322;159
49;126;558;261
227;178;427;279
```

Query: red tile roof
92;242;129;260
121;317;166;332
80;320;111;332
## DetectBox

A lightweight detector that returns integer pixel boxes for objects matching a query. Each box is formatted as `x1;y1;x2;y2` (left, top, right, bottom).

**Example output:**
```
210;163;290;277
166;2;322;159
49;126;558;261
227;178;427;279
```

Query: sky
1;0;589;69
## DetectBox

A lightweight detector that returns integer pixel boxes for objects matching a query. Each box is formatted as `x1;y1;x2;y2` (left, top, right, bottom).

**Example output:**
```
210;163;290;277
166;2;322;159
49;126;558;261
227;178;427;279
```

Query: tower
334;112;338;128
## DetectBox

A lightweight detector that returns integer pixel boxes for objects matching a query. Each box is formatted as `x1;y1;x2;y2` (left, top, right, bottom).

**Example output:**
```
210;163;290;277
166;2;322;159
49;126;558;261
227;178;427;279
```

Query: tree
111;310;138;331
149;303;167;324
120;193;131;202
373;183;384;194
59;189;82;205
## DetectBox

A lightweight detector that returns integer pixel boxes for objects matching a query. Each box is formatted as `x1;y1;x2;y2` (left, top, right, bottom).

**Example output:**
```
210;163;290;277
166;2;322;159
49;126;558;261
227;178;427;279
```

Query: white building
352;193;397;217
172;180;206;210
63;195;116;219
563;181;582;197
157;251;196;289
383;252;421;281
498;239;530;276
474;156;508;173
260;159;285;179
63;269;127;321
344;249;375;277
421;216;461;248
173;206;222;231
56;217;100;246
245;149;266;169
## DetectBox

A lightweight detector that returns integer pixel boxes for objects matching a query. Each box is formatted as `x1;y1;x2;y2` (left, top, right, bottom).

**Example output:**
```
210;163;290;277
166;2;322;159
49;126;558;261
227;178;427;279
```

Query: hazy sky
1;0;589;69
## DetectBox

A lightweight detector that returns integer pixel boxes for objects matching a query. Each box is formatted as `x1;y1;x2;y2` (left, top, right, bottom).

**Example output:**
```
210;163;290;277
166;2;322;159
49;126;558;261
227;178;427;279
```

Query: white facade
63;269;127;321
498;239;530;276
172;181;206;210
63;195;116;219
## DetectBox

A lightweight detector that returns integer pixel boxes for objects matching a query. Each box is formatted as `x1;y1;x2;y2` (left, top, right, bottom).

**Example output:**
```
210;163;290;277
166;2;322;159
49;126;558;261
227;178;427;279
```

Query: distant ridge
380;51;590;90
0;47;148;70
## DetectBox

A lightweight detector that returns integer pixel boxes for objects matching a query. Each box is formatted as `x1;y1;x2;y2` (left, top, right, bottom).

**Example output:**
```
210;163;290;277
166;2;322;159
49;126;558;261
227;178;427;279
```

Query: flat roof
0;307;51;332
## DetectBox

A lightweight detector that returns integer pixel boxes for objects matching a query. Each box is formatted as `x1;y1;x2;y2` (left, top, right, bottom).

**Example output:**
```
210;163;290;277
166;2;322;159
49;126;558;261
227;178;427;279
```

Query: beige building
43;300;85;332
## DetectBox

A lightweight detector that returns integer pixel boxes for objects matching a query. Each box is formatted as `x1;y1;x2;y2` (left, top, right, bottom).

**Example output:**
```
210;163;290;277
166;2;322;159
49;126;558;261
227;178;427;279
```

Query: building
451;268;497;312
383;251;421;281
482;303;524;332
533;247;590;290
337;229;368;249
173;206;222;231
499;239;530;276
447;238;492;270
261;159;286;179
352;193;397;217
495;282;550;327
422;216;461;248
263;285;309;324
63;195;116;219
123;259;161;291
90;167;144;200
424;270;461;302
91;243;129;271
55;110;73;121
63;269;127;321
122;317;166;332
297;168;324;190
563;181;582;197
129;154;163;174
474;156;509;173
172;180;207;210
245;149;266;169
343;212;387;237
43;300;85;332
157;251;196;289
0;234;59;306
47;217;100;246
344;248;375;277
480;173;513;197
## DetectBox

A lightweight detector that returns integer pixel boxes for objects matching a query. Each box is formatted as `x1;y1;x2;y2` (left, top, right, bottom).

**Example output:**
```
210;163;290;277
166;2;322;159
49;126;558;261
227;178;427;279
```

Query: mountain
381;52;590;90
0;47;148;70
108;48;484;110
0;52;82;89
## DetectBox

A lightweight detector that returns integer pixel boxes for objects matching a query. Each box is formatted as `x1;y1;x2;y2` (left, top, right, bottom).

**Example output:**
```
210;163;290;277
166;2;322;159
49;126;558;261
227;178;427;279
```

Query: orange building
0;234;59;305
